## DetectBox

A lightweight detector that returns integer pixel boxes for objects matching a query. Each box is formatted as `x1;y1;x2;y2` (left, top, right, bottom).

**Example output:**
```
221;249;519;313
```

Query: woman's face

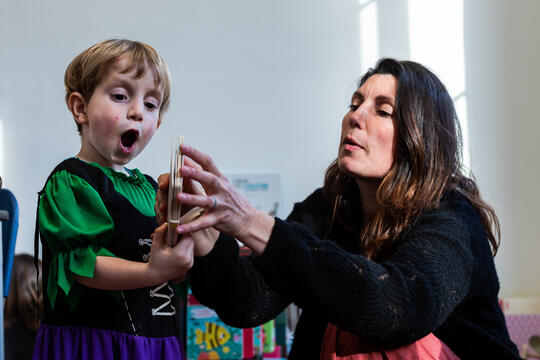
338;74;396;180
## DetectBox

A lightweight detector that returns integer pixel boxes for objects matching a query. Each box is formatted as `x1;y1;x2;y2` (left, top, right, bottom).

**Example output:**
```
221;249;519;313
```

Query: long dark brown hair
324;58;500;259
4;254;42;331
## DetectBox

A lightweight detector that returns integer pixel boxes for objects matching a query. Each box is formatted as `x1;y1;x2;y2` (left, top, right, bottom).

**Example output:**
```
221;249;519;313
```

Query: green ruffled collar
72;157;145;185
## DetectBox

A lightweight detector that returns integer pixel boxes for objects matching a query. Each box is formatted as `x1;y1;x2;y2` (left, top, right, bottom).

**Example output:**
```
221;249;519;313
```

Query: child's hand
155;174;169;225
148;223;194;283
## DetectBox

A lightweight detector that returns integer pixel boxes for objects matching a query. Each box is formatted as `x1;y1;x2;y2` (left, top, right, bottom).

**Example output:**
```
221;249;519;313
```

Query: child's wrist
146;262;165;285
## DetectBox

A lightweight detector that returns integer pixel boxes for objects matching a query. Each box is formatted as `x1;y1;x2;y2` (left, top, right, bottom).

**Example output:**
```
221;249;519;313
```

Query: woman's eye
112;94;127;101
349;104;359;112
377;109;392;117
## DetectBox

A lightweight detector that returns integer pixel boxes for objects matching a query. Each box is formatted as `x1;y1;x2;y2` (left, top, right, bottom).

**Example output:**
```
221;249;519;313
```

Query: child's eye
145;102;158;111
112;94;127;101
349;104;359;112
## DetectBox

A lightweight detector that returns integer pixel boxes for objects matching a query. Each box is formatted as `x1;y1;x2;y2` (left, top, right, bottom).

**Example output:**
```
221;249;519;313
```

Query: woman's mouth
343;137;364;151
120;129;139;153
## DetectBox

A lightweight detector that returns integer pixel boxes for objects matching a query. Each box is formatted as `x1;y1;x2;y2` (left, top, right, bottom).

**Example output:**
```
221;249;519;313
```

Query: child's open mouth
120;129;139;152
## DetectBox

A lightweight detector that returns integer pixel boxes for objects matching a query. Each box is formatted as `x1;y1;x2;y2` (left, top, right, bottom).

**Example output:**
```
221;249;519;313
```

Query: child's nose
128;102;143;121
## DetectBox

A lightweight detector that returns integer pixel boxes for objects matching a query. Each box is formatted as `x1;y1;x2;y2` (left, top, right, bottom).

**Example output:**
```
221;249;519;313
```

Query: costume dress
190;188;520;359
33;158;185;360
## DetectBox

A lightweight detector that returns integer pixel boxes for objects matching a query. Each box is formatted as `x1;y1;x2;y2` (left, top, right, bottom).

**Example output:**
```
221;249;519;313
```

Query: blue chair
0;188;19;299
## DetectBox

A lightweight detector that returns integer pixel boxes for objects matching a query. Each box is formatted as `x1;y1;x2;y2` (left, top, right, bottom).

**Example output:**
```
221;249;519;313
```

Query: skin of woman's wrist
234;208;275;255
233;205;259;240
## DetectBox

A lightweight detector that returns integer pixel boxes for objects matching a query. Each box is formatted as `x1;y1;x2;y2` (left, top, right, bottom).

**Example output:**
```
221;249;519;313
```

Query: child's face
77;58;163;171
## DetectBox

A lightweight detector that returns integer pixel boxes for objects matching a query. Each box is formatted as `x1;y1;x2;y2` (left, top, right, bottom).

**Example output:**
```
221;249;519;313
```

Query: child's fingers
152;222;168;247
154;177;169;224
157;173;170;190
172;235;195;269
154;199;167;225
156;222;168;233
176;235;194;254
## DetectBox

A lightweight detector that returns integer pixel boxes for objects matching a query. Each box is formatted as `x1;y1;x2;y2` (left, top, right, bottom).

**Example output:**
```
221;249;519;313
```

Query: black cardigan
190;189;519;359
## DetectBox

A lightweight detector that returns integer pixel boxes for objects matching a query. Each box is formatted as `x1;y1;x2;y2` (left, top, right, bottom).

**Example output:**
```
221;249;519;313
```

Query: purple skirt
32;324;185;360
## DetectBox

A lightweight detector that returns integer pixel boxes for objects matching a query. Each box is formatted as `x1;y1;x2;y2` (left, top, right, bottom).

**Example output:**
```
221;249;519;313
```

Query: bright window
357;0;470;169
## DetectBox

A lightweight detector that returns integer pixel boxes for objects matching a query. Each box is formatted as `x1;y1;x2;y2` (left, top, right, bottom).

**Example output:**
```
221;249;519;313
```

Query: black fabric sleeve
192;189;477;345
190;233;290;328
255;196;476;345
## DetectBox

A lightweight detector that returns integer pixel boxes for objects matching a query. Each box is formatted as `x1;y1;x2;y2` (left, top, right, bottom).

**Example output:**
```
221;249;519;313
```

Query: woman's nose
348;105;366;129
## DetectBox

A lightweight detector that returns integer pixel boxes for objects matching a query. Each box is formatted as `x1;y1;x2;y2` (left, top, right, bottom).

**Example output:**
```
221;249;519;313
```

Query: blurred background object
4;254;42;360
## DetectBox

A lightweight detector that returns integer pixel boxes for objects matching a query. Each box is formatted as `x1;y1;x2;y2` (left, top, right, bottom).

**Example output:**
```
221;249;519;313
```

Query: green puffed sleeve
38;170;117;310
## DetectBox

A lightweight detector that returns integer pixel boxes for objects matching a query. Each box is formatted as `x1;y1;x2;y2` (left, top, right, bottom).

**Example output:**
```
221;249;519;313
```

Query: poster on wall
226;173;281;217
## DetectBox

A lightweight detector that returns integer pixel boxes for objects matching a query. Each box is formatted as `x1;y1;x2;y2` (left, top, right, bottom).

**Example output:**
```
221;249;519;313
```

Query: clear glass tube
167;135;184;246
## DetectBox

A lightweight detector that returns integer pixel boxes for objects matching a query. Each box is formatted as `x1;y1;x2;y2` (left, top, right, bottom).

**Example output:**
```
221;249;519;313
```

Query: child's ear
68;92;89;126
156;117;162;129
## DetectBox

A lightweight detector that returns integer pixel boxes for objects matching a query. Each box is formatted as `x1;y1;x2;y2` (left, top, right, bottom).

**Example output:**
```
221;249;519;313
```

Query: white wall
463;0;540;297
0;0;357;253
1;0;539;297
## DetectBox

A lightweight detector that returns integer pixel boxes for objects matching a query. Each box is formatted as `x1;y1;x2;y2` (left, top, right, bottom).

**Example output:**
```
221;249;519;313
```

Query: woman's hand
155;162;206;225
156;170;220;256
174;144;275;254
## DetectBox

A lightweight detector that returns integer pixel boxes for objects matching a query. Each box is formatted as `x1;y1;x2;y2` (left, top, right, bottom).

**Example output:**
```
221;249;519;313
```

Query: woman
160;58;519;359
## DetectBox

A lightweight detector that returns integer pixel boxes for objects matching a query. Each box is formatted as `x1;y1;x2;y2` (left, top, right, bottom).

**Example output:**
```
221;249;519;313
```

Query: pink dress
320;324;460;360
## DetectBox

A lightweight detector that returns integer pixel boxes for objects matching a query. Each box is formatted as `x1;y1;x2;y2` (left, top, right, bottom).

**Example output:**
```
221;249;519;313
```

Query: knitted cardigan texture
190;189;519;359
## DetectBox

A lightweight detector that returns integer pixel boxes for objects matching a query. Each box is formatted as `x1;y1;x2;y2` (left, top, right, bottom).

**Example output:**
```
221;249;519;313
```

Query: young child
33;39;193;359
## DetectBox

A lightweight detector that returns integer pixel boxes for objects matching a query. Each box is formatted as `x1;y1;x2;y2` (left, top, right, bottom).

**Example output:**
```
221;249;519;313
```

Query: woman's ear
68;92;88;126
